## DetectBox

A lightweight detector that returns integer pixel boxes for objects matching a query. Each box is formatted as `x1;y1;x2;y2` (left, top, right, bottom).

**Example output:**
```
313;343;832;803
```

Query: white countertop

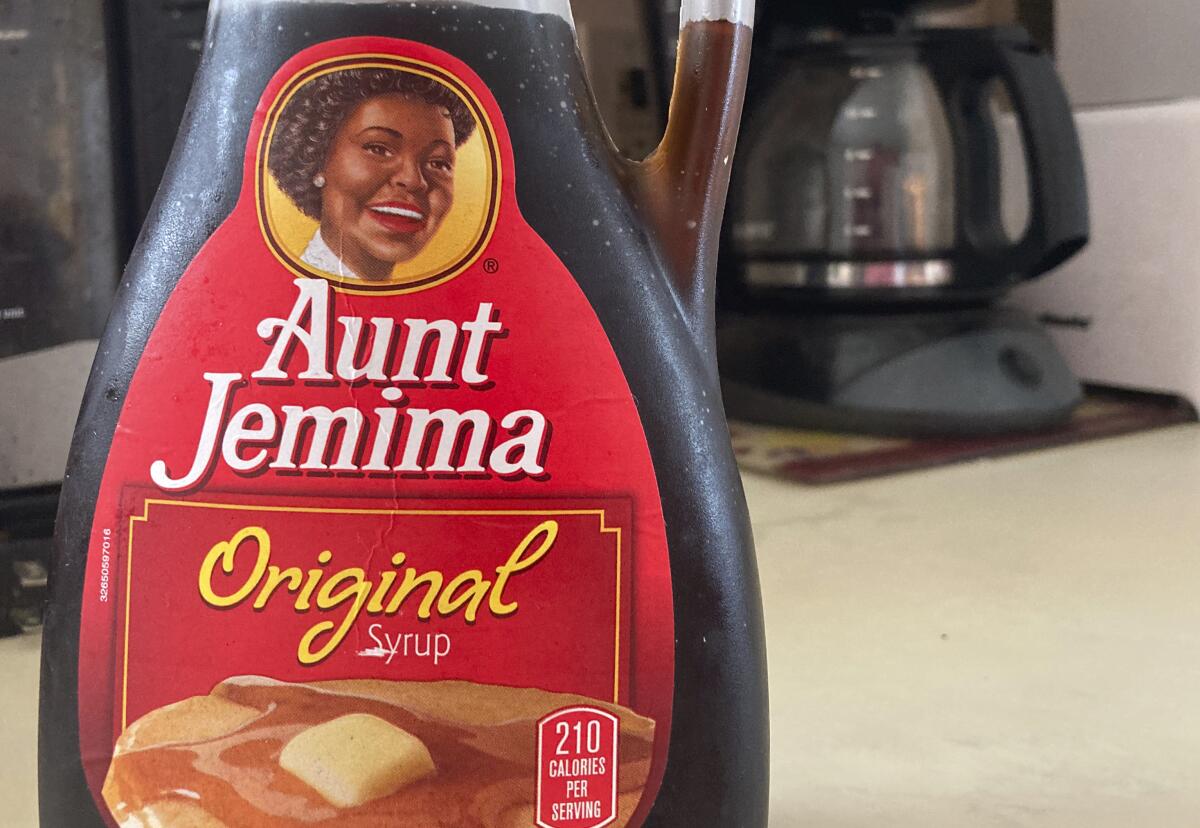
4;425;1200;826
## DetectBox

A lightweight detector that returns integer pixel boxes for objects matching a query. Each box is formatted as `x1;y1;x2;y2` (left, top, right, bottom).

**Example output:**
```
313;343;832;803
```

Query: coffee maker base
718;306;1082;437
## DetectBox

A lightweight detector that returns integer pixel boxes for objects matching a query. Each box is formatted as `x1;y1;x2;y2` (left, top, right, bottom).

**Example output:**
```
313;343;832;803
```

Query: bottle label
78;37;673;828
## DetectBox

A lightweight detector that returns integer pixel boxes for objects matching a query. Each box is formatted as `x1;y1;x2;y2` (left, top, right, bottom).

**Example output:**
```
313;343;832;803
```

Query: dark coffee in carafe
40;2;767;826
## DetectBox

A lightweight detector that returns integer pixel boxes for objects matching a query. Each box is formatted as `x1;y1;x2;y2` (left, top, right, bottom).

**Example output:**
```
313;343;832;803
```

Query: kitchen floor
4;425;1199;827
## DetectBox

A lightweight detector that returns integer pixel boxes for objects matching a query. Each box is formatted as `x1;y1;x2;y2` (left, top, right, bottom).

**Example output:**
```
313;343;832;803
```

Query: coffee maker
717;0;1089;435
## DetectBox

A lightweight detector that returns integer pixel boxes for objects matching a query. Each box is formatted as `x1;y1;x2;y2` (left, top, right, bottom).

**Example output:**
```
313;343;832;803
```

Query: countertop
4;425;1200;826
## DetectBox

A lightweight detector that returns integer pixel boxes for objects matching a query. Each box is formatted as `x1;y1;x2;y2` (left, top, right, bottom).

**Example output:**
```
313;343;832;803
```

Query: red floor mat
730;387;1197;485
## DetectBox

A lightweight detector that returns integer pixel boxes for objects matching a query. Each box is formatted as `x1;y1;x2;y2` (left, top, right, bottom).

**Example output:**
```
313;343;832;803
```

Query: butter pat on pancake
279;713;436;808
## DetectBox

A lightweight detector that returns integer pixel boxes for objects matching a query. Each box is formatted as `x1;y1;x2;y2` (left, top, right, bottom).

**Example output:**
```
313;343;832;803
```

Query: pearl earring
313;173;327;189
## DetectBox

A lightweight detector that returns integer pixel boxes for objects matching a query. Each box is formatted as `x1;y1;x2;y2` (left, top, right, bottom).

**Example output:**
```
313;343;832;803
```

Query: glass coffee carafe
726;14;1088;301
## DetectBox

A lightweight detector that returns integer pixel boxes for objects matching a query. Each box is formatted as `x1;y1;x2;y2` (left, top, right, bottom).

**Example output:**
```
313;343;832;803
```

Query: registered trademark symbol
483;258;500;274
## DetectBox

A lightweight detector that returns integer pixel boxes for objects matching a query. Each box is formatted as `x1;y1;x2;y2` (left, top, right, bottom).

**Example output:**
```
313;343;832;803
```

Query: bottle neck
200;0;582;82
208;0;575;23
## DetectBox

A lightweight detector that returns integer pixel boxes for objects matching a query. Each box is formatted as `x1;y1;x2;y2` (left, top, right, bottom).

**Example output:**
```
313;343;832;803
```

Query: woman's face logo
260;62;499;293
319;94;458;280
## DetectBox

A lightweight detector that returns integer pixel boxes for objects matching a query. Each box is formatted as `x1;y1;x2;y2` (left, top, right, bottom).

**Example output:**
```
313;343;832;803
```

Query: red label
78;37;673;828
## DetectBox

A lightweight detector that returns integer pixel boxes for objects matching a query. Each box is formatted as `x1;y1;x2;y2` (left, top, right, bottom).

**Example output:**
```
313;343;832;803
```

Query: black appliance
0;0;210;363
717;0;1090;435
0;0;121;360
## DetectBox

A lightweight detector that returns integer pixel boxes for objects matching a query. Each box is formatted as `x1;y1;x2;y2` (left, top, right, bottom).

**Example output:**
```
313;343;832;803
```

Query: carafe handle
941;27;1089;285
991;29;1089;277
631;0;756;368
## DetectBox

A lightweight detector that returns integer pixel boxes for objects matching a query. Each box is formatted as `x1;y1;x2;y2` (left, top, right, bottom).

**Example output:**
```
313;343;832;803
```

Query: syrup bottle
41;2;768;826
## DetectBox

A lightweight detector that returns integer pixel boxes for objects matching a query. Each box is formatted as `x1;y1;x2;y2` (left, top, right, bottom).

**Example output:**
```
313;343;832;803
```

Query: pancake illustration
102;676;655;827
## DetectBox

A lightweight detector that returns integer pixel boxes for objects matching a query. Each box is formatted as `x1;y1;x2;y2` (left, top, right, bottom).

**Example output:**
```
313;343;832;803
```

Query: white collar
301;230;362;280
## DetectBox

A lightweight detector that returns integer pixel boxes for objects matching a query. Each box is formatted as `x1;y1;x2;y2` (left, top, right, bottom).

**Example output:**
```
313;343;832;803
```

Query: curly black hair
268;68;477;219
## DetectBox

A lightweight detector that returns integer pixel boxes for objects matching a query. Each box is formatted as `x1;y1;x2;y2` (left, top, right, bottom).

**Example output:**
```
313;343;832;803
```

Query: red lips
367;201;428;233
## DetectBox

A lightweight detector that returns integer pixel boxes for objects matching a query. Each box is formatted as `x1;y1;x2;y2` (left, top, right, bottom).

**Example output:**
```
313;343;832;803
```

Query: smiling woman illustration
268;68;478;281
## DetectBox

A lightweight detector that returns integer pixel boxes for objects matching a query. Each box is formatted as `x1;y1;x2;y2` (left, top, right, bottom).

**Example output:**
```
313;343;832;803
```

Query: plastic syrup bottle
40;1;768;825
